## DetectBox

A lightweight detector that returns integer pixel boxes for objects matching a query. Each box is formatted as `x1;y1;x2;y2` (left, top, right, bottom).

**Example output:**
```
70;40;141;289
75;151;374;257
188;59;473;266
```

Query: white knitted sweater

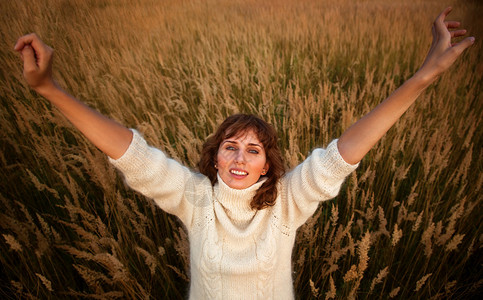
109;130;358;299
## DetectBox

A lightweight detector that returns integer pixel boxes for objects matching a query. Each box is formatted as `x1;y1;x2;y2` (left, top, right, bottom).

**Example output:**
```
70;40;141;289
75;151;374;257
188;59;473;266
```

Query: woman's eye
248;149;259;154
226;146;236;151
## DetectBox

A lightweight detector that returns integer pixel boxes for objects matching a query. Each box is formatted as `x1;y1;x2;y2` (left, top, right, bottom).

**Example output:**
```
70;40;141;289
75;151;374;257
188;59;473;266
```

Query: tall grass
0;0;481;298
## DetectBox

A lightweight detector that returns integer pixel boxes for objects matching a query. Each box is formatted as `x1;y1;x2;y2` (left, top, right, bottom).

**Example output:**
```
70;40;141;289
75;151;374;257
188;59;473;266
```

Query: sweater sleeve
108;129;208;228
280;139;359;229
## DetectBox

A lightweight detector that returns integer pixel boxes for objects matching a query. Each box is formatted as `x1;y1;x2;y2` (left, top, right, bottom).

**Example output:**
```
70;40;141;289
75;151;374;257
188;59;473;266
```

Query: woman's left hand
417;7;474;83
337;7;474;165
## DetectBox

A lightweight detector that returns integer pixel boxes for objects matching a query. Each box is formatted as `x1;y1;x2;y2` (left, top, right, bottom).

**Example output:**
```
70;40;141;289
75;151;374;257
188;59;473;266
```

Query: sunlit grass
0;0;481;298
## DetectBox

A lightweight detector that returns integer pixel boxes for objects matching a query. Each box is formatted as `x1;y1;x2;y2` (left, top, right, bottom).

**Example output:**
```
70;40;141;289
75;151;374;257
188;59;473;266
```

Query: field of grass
0;0;482;298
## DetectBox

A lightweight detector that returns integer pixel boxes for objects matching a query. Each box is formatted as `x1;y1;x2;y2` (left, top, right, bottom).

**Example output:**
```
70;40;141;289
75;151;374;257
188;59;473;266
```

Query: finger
448;36;475;57
437;7;453;22
22;45;39;72
434;7;452;34
451;29;467;38
445;21;460;29
14;33;36;51
14;33;45;52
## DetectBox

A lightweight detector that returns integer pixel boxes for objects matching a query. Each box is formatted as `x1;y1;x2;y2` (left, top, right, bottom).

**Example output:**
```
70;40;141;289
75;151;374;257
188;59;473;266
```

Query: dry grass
1;0;482;298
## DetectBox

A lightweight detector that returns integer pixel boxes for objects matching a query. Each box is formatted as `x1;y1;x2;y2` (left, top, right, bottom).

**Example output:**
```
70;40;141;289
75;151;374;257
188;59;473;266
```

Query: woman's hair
198;114;285;210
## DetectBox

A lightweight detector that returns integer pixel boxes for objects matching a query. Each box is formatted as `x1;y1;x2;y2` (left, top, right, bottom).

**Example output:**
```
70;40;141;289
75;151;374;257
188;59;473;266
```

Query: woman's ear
262;163;269;175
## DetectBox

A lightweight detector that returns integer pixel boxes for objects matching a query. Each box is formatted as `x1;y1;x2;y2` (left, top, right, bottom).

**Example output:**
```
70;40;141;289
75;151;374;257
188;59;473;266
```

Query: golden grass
0;0;482;298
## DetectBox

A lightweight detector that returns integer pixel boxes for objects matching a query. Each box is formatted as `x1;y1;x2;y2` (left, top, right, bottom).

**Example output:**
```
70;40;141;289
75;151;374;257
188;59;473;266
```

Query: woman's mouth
230;169;248;176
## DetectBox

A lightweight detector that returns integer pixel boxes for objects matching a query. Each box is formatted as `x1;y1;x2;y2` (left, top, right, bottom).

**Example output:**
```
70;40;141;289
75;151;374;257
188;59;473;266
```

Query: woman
14;7;473;299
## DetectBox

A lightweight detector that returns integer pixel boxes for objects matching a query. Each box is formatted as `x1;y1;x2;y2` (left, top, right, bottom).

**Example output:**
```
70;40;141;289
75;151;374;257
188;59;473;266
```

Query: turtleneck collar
214;174;267;230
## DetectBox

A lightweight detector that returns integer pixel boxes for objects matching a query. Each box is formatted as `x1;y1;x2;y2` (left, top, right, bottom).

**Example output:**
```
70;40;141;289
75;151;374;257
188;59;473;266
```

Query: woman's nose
234;151;246;164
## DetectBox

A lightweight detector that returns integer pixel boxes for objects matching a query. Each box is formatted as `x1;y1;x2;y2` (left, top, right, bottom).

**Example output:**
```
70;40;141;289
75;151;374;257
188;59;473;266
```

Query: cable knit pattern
109;129;359;299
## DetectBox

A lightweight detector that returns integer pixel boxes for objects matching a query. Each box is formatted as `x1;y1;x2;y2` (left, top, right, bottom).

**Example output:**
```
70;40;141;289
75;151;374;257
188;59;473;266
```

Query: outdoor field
0;0;481;298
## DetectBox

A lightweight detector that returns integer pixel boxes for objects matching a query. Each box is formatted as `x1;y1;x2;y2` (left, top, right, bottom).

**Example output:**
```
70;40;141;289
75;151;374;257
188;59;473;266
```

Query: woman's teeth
231;170;247;176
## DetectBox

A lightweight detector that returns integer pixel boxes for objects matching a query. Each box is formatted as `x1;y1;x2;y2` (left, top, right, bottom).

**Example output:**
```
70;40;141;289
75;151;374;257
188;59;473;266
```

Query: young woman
14;7;473;299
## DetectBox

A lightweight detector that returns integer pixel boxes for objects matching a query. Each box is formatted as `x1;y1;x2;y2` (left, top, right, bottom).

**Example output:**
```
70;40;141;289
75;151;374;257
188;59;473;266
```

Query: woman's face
216;130;269;190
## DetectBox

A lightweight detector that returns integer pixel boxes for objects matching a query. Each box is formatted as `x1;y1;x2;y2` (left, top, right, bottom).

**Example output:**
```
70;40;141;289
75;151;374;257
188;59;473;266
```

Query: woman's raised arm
337;7;475;165
15;33;132;159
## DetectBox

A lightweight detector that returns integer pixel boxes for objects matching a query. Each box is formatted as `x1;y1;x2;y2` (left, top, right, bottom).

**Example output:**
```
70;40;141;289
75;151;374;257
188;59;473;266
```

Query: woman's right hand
14;33;56;94
14;33;133;159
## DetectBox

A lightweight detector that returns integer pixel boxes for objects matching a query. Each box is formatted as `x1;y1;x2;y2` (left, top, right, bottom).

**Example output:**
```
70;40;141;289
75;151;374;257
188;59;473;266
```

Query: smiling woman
107;114;358;299
216;130;269;190
199;114;285;209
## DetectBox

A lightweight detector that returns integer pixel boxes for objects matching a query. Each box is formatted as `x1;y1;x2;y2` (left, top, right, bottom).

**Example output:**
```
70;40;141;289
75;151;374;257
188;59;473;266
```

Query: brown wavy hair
198;114;285;210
